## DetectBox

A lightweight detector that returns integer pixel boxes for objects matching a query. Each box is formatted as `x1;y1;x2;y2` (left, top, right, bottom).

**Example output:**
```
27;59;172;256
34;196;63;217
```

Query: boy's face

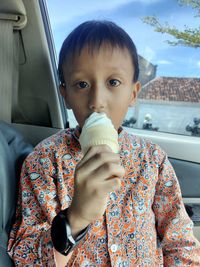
60;44;141;130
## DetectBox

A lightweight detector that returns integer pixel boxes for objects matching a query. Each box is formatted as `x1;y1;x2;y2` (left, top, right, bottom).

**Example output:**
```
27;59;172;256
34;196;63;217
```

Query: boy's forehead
75;42;129;58
63;44;133;75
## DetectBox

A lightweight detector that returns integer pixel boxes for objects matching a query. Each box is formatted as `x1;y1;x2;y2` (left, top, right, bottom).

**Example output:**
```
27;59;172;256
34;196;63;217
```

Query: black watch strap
51;210;89;256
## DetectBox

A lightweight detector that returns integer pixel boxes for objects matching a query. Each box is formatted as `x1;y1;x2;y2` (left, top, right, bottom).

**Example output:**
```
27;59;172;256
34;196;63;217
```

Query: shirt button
110;244;118;252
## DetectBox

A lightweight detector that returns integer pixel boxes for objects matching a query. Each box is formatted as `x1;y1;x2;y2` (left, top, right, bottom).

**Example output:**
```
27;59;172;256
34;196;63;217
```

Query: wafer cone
79;124;119;154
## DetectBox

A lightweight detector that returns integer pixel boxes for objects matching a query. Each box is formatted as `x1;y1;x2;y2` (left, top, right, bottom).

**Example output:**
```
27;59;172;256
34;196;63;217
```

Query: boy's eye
76;81;89;89
109;79;121;87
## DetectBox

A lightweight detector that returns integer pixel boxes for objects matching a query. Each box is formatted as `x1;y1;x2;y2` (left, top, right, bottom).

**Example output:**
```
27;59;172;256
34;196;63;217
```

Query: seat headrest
0;0;27;29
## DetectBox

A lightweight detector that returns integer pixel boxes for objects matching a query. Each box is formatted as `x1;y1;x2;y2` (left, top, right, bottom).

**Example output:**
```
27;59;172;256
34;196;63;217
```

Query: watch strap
51;209;89;256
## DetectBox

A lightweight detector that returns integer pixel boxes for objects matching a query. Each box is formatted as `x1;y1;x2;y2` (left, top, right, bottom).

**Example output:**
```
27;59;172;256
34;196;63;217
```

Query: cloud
143;46;156;62
47;0;134;27
156;60;172;65
47;0;162;28
47;0;199;78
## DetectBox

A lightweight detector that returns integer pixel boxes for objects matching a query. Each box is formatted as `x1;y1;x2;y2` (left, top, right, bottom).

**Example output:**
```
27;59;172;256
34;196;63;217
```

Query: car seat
0;121;33;267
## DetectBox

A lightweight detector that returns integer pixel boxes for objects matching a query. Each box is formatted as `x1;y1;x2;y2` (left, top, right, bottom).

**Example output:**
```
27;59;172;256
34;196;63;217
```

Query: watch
51;209;89;256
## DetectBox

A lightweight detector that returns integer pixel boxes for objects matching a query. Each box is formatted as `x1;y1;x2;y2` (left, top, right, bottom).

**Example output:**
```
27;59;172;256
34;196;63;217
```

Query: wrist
51;209;89;256
66;207;90;238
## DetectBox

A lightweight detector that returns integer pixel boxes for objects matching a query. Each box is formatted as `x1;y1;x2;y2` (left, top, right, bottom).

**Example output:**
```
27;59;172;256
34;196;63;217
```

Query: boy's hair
58;20;139;85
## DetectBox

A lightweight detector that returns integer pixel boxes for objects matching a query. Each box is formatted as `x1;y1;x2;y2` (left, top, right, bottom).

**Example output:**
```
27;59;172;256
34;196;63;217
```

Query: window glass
46;0;200;137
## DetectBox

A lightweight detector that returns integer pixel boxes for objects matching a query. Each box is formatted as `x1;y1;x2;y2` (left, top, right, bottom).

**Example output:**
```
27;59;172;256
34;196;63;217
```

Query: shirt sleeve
7;150;62;267
153;150;200;266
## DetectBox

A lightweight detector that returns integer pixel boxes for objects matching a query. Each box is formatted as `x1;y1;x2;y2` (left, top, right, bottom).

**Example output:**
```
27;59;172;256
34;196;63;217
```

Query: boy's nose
88;85;106;112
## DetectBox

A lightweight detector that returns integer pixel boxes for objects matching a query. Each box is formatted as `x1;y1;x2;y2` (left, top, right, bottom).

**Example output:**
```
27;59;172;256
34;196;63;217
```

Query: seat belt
0;19;14;123
0;11;26;123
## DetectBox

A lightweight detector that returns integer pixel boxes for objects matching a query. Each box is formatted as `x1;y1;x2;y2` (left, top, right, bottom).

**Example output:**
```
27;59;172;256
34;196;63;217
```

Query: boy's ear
129;81;141;107
59;85;72;109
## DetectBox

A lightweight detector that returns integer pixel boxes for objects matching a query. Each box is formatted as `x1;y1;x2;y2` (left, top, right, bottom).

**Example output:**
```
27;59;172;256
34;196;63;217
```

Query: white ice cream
82;112;115;130
79;112;119;154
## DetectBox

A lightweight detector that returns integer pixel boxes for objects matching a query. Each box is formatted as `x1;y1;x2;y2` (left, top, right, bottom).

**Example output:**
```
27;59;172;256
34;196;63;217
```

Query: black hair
58;20;139;85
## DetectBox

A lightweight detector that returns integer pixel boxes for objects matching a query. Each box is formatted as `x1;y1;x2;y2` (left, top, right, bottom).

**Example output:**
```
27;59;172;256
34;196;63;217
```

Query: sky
46;0;200;78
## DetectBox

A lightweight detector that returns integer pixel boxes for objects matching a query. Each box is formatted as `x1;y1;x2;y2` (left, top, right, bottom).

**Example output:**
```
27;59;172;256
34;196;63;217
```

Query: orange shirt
8;126;200;266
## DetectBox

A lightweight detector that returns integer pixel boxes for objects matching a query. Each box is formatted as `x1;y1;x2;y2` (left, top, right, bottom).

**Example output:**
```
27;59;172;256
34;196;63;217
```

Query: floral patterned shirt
8;126;200;266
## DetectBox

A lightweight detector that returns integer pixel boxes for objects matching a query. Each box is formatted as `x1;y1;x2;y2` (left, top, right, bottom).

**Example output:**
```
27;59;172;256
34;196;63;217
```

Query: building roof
139;77;200;103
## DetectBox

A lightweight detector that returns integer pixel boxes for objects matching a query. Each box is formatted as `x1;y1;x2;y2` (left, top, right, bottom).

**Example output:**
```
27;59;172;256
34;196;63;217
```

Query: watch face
51;212;68;252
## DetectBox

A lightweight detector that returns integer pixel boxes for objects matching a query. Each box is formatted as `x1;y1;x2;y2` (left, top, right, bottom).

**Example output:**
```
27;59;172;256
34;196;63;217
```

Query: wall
125;100;200;136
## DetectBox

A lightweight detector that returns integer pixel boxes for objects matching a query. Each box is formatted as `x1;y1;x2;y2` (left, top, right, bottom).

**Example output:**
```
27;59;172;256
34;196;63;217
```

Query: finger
77;152;121;180
104;177;122;192
77;145;120;170
89;163;125;183
78;145;112;168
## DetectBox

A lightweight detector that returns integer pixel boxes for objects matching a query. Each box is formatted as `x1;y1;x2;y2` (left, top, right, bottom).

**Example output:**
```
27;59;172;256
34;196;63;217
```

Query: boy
8;20;200;266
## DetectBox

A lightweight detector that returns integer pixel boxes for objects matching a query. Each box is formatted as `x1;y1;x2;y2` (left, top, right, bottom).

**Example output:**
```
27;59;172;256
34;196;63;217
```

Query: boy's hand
67;145;125;237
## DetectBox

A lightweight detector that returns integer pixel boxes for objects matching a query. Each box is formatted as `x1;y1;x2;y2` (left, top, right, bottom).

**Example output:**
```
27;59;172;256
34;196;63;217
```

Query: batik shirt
8;126;200;266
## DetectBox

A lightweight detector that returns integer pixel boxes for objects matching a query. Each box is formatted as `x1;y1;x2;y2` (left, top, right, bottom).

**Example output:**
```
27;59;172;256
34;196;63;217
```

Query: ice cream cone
79;112;119;154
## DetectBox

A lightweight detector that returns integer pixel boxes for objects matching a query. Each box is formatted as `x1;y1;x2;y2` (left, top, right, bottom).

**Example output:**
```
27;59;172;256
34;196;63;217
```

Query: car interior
0;0;199;266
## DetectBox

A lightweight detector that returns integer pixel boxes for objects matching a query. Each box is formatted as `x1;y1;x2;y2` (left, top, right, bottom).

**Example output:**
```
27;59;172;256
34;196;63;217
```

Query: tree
142;0;200;48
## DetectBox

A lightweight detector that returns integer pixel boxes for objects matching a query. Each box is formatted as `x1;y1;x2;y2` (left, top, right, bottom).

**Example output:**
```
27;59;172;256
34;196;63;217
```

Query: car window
46;0;200;137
